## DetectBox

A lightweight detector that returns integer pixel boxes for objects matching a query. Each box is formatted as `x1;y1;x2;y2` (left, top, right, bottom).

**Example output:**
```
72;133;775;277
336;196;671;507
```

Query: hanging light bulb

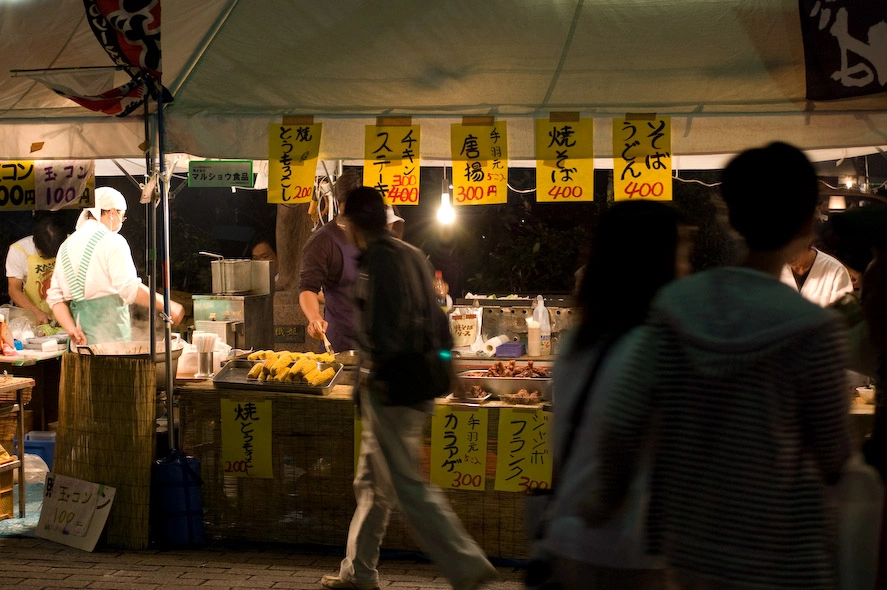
828;195;847;211
437;167;455;224
438;191;455;224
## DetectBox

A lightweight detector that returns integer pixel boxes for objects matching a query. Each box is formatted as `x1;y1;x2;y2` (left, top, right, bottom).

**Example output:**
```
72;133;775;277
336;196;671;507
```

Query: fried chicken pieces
482;359;550;378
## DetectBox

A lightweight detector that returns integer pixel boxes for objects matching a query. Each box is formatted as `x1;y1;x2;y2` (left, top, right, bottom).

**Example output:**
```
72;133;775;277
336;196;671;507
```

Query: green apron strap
60;227;108;302
59;243;76;296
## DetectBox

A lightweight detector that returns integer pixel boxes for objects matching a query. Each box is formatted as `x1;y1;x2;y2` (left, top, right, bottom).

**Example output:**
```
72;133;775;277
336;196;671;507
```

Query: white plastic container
533;295;551;356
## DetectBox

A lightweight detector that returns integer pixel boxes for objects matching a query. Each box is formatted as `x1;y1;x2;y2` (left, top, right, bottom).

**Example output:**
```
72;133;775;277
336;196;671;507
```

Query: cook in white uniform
780;244;853;307
46;187;185;346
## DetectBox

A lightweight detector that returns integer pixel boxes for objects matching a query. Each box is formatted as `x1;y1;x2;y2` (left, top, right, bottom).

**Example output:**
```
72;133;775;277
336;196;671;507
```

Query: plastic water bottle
533;295;551;356
433;270;448;312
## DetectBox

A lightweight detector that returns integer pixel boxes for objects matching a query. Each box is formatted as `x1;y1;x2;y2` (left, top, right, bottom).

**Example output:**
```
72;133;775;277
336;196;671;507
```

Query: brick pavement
0;537;525;590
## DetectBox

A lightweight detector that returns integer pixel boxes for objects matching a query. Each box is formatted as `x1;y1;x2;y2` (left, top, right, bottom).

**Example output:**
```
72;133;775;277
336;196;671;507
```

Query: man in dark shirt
321;186;497;590
298;170;361;352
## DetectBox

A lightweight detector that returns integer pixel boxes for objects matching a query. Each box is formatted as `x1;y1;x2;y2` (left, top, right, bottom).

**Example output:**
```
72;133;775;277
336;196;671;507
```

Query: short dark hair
248;231;276;254
342;187;387;233
720;142;818;251
333;169;362;206
33;215;66;258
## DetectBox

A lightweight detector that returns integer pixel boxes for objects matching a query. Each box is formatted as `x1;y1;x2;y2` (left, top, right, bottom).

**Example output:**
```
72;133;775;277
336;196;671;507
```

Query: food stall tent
0;0;884;168
1;0;883;558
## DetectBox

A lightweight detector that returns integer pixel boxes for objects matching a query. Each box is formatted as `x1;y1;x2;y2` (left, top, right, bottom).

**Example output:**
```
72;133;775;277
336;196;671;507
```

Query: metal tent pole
153;80;176;451
144;99;157;394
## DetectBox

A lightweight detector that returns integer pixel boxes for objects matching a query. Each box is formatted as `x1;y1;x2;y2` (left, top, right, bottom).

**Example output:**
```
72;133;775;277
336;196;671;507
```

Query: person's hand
69;327;87;347
169;301;186;326
306;318;328;341
34;309;51;325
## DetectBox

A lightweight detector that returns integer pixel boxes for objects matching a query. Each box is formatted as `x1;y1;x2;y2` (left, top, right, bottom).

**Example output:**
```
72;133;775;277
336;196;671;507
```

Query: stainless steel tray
457;370;552;400
213;359;343;395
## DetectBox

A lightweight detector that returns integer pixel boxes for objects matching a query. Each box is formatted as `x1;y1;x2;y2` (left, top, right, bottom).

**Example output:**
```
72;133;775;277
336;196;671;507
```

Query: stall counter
176;380;531;559
0;350;63;430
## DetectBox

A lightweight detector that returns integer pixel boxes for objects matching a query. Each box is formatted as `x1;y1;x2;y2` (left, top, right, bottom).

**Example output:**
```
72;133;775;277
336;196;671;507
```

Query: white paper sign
37;473;116;551
34;160;95;211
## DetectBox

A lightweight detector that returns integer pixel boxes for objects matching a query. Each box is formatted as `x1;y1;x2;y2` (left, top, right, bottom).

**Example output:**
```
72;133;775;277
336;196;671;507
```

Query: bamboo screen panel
179;383;527;559
55;353;155;550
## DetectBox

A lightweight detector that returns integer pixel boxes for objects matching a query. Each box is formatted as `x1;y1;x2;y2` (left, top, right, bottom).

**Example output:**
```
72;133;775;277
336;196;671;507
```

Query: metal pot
335;350;359;385
76;339;185;388
201;251;252;294
334;350;360;366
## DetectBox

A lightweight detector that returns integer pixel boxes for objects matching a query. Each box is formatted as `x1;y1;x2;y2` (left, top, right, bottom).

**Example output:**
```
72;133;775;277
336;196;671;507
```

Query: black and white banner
799;0;887;100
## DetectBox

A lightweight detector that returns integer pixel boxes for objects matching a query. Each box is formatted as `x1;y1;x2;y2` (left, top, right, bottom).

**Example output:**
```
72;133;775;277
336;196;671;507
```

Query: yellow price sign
221;398;273;478
493;408;553;492
450;122;508;205
268;122;322;204
613;117;672;201
430;405;488;491
535;119;594;202
363;125;421;205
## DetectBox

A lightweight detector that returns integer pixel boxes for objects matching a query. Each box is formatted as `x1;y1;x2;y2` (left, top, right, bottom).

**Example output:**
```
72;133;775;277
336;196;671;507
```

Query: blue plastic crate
13;435;55;470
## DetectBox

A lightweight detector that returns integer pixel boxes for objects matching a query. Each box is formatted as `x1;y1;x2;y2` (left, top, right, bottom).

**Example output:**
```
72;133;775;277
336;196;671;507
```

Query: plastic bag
8;315;36;341
12;453;50;484
449;307;480;347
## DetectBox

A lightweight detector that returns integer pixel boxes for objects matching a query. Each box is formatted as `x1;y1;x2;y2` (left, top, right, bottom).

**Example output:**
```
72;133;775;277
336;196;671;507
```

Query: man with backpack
321;187;498;590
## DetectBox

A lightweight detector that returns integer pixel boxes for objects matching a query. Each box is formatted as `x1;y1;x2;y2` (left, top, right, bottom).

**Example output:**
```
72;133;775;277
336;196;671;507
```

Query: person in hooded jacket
588;142;852;590
542;200;692;590
46;187;185;345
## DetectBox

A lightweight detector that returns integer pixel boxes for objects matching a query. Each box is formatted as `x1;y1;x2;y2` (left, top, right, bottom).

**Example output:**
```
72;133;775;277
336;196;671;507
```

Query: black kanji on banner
798;0;887;100
78;0;171;116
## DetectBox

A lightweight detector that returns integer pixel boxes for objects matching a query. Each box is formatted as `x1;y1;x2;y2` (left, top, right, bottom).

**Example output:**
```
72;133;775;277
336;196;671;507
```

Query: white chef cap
76;187;128;230
385;205;404;225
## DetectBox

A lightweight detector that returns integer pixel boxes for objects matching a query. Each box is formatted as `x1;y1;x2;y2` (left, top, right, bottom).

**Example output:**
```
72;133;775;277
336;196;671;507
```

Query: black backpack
371;240;454;405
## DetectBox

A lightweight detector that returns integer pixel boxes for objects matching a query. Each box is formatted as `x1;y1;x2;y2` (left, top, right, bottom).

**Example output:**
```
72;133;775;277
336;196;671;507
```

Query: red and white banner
29;1;168;117
83;0;163;80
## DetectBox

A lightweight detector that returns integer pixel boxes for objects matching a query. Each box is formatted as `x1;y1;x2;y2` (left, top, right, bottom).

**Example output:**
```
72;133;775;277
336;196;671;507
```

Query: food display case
453;295;578;356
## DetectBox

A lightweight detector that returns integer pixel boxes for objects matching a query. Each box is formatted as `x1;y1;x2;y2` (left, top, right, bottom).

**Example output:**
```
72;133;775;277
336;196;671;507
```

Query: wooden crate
0;460;16;521
0;410;33;450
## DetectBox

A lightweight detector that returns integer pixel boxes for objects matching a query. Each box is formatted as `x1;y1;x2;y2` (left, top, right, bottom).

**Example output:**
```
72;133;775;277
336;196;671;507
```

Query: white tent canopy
1;0;885;168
